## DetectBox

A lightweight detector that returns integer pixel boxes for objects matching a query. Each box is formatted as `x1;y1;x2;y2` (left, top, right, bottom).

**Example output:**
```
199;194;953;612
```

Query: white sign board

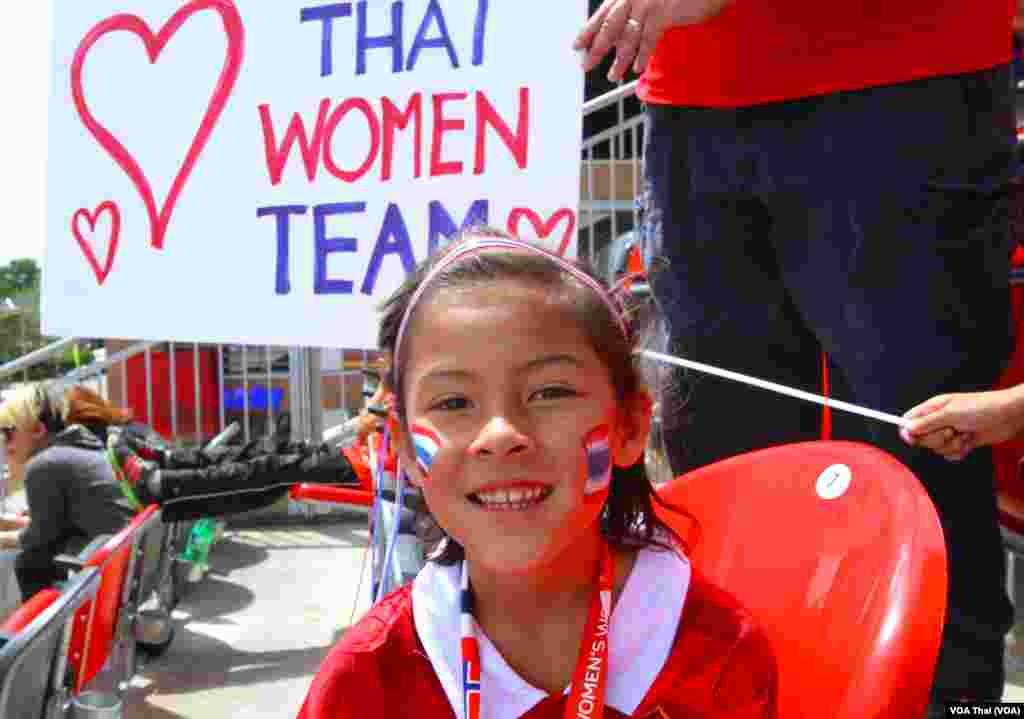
43;0;584;347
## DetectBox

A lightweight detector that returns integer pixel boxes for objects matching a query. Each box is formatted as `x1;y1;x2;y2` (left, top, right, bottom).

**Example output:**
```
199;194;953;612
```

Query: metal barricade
0;568;102;719
55;506;167;718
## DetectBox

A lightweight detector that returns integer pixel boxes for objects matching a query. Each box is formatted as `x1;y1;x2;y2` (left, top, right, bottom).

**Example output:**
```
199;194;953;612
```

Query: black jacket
18;425;135;566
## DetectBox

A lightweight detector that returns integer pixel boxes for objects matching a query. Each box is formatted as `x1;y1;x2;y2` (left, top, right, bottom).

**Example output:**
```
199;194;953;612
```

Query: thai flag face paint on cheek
583;425;613;495
411;423;443;479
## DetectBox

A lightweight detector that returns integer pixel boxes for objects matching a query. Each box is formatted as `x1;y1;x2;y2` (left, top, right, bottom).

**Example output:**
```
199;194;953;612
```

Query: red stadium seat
288;484;374;507
66;505;163;693
0;589;61;635
655;441;947;719
289;433;388;508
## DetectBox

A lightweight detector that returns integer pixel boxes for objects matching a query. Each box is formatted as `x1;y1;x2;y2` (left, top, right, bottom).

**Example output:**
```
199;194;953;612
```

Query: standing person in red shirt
298;228;777;718
577;0;1017;708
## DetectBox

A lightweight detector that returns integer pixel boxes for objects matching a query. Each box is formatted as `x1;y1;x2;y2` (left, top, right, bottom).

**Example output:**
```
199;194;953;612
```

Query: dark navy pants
642;66;1017;699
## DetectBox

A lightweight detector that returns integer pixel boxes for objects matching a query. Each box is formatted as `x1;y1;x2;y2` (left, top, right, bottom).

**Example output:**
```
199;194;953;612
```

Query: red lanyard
460;542;615;719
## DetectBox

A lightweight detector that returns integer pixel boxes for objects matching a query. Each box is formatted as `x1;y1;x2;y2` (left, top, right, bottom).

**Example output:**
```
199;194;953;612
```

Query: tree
0;260;98;379
0;258;40;300
0;259;45;373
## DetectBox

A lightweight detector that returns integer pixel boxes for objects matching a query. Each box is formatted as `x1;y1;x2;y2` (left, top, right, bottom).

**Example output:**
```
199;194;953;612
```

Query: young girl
298;228;777;719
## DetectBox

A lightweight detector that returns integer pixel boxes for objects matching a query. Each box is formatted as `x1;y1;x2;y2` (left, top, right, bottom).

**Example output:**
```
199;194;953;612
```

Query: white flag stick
639;349;911;429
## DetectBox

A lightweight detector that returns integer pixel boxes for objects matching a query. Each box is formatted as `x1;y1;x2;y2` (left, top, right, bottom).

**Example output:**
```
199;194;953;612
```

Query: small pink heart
507;208;577;256
72;202;121;285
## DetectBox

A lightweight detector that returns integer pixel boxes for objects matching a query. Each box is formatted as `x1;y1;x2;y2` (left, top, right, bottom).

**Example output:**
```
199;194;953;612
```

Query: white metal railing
582;80;638;115
0;82;645;457
579;80;643;272
60;340;158;386
0;339;378;450
0;338;80;381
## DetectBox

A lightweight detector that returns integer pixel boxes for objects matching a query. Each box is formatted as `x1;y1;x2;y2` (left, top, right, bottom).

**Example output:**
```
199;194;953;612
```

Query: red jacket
639;0;1014;107
298;572;776;718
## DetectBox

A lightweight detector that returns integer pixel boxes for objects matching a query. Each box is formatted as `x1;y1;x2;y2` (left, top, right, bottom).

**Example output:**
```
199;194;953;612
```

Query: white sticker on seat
816;464;852;500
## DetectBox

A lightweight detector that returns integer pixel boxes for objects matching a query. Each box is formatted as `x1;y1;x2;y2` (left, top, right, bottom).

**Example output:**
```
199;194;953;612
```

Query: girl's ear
611;391;653;468
31;421;48;444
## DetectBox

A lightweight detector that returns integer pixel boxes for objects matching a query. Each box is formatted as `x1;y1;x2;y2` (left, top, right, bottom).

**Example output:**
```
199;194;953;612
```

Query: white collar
411;546;691;719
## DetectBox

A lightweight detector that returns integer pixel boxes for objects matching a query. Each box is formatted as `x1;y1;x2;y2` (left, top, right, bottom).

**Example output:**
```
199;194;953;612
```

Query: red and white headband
392;238;633;376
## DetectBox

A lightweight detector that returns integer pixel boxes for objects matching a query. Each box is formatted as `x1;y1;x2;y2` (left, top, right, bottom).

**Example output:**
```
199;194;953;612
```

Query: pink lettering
260;90;529;186
259;99;332;185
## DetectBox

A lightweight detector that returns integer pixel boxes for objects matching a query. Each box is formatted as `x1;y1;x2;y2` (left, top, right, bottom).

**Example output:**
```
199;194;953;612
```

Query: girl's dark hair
378;226;695;564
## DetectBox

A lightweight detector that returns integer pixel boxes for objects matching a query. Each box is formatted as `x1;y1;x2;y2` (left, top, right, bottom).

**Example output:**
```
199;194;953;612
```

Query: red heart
507;208;577;256
72;202;121;285
70;0;244;251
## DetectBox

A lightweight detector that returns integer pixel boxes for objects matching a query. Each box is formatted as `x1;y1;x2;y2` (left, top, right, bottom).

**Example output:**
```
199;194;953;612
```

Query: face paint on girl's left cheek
411;423;444;481
582;425;613;495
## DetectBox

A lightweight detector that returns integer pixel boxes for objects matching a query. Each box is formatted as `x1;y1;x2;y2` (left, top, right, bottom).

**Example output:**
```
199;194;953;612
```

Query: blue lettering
362;203;416;294
356;1;404;76
406;0;459;71
300;3;353;77
428;199;488;254
473;0;489;66
258;204;308;295
314;202;365;295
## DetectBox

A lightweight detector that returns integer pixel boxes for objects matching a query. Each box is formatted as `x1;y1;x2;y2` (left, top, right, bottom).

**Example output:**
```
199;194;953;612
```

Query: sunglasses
0;427;14;442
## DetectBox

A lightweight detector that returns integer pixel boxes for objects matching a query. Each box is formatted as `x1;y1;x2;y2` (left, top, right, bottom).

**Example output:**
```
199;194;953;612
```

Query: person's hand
0;514;29;531
368;383;388;408
354;412;383;445
575;0;732;81
0;531;20;550
900;387;1024;461
355;385;390;444
1015;0;1024;32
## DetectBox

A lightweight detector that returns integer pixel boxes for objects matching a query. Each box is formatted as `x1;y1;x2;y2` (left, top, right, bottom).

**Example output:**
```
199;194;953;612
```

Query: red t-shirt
639;0;1014;108
297;572;776;719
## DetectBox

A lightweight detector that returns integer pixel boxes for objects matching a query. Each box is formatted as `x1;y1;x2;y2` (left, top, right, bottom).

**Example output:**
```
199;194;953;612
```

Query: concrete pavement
123;512;373;718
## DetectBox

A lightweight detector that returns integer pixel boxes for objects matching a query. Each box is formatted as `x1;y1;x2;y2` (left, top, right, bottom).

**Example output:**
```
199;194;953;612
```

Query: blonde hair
0;382;132;433
0;384;45;431
0;385;44;496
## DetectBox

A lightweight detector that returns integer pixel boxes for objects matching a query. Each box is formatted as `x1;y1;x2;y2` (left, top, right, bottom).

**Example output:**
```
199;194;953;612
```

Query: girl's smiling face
398;282;639;575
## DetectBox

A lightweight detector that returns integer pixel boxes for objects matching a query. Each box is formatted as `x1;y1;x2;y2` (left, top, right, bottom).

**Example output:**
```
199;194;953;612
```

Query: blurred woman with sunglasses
0;382;136;599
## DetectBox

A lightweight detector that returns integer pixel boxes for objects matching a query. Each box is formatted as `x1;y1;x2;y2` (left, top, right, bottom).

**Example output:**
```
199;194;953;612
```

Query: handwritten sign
43;1;585;347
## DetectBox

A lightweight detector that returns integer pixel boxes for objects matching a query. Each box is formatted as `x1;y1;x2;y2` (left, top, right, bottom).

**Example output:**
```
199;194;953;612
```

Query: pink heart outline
70;0;245;251
507;208;577;257
72;201;122;285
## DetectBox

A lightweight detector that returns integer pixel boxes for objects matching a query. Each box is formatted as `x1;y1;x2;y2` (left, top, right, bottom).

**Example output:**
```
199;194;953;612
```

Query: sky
0;3;53;267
